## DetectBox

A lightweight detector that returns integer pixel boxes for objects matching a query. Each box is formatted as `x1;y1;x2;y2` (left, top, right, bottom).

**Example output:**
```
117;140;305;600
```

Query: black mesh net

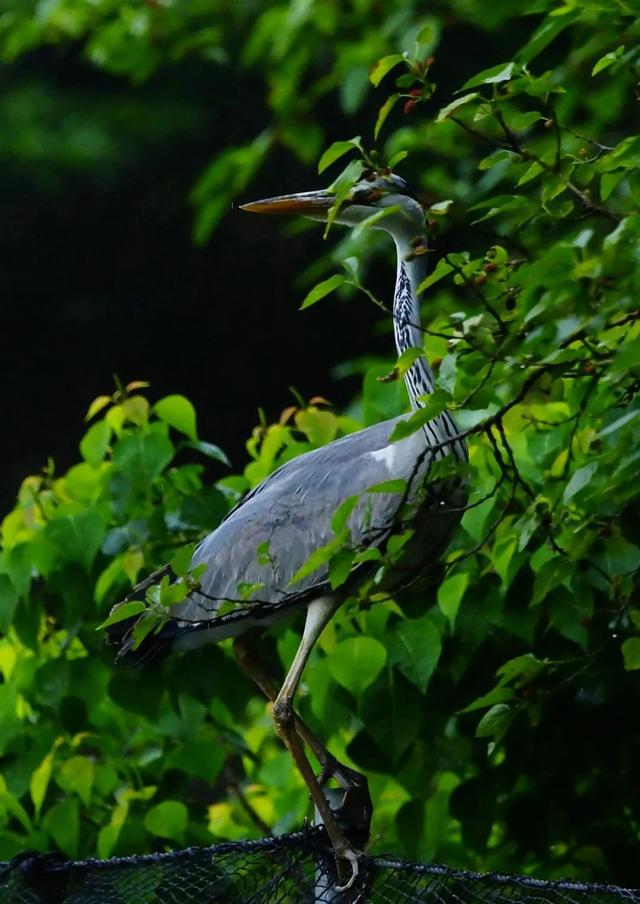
1;828;639;904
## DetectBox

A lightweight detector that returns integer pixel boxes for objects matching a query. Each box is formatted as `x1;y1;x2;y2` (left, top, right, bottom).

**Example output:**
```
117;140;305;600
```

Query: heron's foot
333;841;360;892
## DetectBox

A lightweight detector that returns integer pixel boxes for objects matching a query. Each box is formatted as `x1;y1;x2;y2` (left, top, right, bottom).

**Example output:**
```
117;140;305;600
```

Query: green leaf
85;395;112;421
563;463;597;503
389;150;409;168
517;162;543;186
369;55;403;87
599;136;640;172
541;174;567;205
31;750;55;818
622;637;640;671
599;410;638;437
600;172;621;201
600;336;640;374
386;614;441;692
531;558;572;606
329;636;387;697
461;62;516;90
155;395;197;440
418;258;454;292
144;800;188;842
496;654;548;687
352;204;402;239
478;150;516;171
295;408;338;445
185;439;230;465
366;479;407;494
98;802;128;859
0;575;19;631
112;432;174;480
599;536;640;577
132;613;165;650
165;726;225;784
396;346;424;374
436;93;479;123
300;274;346;310
508;111;543;131
437;573;468;628
288;535;344;586
0;779;33;835
43;798;79;858
237;581;265;600
57;756;94;807
325;159;365;236
428;199;453;215
460;686;515;714
331;495;359;534
416;24;434;46
362;670;422;764
517;10;579;64
98;600;145;631
389;390;450;441
375;93;400;139
79;420;111;464
45;509;106;571
94;556;126;606
475;703;513;740
328;547;355;590
317;137;363;174
592;46;624;76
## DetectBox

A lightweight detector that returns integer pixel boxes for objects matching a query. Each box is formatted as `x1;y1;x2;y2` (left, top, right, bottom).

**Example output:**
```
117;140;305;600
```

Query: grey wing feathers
172;415;431;624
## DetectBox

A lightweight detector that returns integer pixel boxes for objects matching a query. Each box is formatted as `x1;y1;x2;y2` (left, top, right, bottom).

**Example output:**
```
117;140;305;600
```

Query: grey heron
110;170;468;889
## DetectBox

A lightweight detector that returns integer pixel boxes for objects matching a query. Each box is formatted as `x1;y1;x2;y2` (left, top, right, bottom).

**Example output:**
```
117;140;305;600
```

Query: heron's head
240;170;425;236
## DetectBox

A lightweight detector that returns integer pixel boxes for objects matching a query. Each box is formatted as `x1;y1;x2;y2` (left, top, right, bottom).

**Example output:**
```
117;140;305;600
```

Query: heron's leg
271;596;360;891
233;631;366;793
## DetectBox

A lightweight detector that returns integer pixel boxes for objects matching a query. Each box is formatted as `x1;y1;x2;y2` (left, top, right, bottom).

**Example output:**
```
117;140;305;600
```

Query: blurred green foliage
2;0;640;886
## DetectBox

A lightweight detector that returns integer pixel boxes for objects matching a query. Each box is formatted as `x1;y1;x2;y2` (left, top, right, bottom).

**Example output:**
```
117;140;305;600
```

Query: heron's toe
334;846;360;892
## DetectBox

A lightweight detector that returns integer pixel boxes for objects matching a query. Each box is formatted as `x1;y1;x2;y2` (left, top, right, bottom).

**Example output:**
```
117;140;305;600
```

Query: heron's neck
392;236;434;411
391;234;467;462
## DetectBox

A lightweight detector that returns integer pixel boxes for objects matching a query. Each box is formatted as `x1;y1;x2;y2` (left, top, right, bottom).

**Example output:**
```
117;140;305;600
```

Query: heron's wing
173;415;434;624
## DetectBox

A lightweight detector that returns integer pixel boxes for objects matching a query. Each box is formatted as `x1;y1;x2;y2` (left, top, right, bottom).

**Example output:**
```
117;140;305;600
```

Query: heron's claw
334;844;360;892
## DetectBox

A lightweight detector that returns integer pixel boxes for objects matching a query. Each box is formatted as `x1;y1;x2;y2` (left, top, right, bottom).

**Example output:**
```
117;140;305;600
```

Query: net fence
1;827;639;904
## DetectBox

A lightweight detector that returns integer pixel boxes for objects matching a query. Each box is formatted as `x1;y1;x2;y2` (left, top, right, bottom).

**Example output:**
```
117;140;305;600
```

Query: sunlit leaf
155;395;198;440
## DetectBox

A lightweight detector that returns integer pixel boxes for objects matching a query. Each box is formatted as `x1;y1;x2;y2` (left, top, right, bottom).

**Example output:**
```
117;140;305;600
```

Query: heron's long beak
240;190;334;216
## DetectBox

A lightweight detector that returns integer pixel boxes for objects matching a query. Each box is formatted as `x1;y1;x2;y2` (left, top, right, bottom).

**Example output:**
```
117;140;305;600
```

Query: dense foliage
2;0;640;885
